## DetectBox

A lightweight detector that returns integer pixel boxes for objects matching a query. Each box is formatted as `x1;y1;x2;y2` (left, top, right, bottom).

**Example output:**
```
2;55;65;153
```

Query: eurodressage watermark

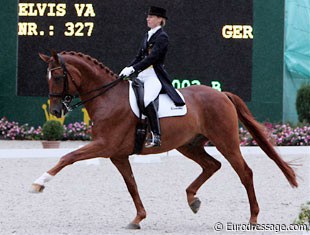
213;222;309;233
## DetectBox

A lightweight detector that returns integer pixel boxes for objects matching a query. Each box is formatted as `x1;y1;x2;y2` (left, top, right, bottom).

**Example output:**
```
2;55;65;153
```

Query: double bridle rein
48;54;123;112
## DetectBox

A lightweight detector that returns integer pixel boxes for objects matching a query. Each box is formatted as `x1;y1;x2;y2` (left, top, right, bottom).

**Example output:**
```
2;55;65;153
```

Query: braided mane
60;51;118;78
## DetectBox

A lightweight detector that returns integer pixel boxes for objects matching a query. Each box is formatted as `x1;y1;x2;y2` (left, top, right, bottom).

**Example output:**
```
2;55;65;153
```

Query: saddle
130;78;187;154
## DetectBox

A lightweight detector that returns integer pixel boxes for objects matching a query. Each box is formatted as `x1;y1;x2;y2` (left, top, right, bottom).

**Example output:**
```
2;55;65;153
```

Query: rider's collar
147;26;161;41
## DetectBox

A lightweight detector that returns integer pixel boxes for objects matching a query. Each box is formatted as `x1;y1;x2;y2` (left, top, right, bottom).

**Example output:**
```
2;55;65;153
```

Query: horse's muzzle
51;108;62;118
50;103;67;118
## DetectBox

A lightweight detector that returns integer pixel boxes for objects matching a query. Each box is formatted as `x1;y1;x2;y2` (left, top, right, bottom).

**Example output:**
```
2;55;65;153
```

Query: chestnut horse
32;51;298;229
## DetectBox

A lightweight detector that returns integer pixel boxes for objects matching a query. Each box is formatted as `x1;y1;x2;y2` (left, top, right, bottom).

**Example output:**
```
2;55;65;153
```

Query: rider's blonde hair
161;18;166;27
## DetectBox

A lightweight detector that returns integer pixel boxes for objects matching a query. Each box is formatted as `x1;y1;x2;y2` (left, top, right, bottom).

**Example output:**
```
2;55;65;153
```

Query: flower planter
41;141;60;149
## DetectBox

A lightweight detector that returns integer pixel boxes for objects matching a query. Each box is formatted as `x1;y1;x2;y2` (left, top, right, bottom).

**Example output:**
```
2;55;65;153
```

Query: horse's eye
52;75;63;85
54;75;63;80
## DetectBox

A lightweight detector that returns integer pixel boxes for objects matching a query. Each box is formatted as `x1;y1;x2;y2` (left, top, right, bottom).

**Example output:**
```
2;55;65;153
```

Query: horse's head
40;50;122;119
39;51;79;118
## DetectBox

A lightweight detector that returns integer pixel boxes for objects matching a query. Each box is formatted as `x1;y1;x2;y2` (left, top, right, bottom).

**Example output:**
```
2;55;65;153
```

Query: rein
49;54;123;112
66;77;122;111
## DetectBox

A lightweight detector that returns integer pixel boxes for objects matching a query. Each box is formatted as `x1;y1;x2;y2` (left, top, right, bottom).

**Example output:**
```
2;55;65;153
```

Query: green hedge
296;84;310;123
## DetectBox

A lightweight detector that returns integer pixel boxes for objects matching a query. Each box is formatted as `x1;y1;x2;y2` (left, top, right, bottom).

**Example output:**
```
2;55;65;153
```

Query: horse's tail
224;92;298;188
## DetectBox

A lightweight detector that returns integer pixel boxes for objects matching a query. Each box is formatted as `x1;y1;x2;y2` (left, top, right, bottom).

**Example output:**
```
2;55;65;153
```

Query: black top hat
148;6;168;19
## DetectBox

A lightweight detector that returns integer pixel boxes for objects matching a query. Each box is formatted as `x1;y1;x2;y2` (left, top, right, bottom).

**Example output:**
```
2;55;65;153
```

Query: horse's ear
50;50;59;64
39;53;50;63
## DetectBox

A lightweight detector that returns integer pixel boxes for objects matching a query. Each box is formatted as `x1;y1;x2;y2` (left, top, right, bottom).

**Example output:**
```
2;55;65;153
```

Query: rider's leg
137;68;162;147
144;101;161;147
140;71;162;107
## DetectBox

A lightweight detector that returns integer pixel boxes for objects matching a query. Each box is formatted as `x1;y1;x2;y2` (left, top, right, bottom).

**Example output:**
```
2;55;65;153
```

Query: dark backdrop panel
18;0;253;100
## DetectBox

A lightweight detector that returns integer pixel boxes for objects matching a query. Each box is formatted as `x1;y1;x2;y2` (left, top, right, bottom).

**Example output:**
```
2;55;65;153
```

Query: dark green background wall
250;0;284;122
0;0;84;126
0;0;284;126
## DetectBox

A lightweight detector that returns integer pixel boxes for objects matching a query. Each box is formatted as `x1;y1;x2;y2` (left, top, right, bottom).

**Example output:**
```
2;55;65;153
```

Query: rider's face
146;15;162;29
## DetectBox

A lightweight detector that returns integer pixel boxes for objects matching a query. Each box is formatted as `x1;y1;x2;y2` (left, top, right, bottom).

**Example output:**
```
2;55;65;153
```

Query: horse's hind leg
222;150;259;224
177;135;221;213
208;131;259;223
212;130;259;223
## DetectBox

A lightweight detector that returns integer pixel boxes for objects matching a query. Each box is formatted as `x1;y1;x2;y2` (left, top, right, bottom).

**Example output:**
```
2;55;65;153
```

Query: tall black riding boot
145;102;161;148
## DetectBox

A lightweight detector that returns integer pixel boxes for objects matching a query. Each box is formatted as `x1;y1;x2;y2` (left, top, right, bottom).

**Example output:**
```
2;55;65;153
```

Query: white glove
119;66;135;77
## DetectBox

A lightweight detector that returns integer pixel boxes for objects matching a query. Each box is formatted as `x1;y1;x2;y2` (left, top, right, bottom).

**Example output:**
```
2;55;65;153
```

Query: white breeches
137;67;162;107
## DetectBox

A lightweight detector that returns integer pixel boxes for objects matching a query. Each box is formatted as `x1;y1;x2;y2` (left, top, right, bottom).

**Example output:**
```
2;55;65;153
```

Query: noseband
48;54;123;112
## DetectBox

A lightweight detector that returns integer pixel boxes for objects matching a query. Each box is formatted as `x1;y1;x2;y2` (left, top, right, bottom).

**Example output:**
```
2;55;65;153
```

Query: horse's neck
80;73;130;123
78;64;115;94
67;55;130;123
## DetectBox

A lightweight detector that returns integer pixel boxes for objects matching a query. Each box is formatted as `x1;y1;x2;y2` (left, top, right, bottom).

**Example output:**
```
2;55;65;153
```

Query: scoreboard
17;0;253;101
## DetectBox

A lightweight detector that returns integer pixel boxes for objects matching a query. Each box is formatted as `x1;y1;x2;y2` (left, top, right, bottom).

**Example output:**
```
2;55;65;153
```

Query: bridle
48;54;123;112
48;55;75;111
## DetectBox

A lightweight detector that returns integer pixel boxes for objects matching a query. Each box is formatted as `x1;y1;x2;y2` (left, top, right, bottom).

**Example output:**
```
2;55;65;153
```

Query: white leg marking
33;172;54;186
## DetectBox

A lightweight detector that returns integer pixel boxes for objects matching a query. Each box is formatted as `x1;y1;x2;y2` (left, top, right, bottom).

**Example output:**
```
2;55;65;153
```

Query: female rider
119;6;185;148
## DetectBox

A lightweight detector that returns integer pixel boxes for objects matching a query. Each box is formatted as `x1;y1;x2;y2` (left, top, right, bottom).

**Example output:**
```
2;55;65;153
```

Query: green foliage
42;120;64;141
296;84;310;123
294;202;310;228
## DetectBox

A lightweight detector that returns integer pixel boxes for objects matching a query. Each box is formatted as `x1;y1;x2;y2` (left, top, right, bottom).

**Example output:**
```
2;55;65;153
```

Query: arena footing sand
0;147;309;234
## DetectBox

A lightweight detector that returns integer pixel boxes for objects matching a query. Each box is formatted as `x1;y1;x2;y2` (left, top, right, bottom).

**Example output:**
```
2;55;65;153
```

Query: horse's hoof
249;220;258;225
189;197;201;214
125;223;141;230
29;184;45;193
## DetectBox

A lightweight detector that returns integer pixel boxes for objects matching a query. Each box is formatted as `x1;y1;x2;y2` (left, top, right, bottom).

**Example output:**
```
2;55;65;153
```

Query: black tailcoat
129;28;185;106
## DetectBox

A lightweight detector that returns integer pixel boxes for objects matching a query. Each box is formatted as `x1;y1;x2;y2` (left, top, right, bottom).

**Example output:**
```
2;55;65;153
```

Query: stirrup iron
145;131;161;148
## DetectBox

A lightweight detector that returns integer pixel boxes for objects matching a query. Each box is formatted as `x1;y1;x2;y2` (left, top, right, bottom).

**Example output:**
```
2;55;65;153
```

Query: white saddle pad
129;81;187;119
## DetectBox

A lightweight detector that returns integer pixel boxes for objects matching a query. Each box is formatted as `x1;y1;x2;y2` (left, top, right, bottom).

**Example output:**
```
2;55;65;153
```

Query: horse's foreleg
30;141;105;193
177;140;221;214
110;156;146;229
